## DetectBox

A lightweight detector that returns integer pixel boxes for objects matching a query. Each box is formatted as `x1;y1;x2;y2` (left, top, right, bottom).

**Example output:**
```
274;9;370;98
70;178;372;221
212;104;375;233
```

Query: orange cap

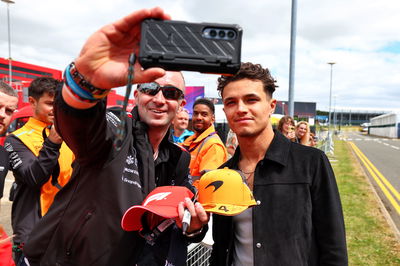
197;168;256;216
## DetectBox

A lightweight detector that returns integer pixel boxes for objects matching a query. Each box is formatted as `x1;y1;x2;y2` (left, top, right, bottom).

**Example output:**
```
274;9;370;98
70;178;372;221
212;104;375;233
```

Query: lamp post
327;62;336;133
333;94;337;131
1;0;15;86
282;102;285;115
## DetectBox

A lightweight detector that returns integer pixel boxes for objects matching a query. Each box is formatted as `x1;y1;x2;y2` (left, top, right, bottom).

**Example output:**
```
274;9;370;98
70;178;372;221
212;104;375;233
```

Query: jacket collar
189;125;216;144
25;117;49;131
229;129;290;168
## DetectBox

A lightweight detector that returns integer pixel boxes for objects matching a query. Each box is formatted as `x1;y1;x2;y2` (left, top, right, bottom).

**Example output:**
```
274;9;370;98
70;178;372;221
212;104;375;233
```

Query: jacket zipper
66;211;93;256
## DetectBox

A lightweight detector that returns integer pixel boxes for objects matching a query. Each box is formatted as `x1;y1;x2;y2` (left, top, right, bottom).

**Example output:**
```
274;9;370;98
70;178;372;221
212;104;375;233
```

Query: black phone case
139;19;242;75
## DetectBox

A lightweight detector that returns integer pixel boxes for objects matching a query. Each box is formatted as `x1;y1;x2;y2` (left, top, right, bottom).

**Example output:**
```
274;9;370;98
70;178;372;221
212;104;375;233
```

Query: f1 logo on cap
143;192;172;206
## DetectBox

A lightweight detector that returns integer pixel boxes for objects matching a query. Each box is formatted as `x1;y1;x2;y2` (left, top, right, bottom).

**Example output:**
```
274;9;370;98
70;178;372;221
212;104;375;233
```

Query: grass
332;139;400;265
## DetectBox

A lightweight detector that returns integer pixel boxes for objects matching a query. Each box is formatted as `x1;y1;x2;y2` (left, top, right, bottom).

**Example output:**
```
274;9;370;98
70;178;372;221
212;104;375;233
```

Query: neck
237;125;274;164
173;128;185;137
147;126;169;154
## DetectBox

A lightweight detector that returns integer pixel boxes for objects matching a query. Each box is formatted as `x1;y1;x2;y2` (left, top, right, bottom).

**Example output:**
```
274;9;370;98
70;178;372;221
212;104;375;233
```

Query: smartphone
139;19;242;75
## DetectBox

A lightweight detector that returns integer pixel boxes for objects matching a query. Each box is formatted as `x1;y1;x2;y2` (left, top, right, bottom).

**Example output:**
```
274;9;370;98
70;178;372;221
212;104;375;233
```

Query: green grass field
332;140;400;265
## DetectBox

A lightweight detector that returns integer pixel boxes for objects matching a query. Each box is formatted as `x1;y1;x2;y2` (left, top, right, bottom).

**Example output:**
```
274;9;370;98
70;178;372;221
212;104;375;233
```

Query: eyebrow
223;93;261;102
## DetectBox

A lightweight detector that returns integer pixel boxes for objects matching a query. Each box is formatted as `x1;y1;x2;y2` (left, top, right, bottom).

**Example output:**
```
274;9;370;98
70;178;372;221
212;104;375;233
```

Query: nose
193;113;202;121
0;107;5;119
237;100;248;114
152;90;166;104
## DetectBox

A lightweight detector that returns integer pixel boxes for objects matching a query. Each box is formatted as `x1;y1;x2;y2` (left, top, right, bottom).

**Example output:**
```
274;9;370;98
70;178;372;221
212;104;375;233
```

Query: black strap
42;127;62;190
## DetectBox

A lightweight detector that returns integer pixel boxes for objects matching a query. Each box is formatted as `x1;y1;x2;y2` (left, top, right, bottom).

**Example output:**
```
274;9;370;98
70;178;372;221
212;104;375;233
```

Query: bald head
154;71;185;94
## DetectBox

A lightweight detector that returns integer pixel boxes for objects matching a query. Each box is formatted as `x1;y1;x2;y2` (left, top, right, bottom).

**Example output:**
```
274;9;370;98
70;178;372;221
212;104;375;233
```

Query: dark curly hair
217;62;277;98
28;77;60;100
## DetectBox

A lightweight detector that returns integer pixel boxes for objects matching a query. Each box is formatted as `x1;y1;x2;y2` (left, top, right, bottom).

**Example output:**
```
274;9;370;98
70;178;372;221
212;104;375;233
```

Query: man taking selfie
23;8;208;266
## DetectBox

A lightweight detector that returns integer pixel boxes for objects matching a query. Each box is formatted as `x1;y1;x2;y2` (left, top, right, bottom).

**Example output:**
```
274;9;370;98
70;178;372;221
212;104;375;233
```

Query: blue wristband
64;64;97;101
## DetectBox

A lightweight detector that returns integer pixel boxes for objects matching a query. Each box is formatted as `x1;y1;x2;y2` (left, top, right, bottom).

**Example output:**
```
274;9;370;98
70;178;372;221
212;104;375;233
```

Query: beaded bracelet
63;63;110;103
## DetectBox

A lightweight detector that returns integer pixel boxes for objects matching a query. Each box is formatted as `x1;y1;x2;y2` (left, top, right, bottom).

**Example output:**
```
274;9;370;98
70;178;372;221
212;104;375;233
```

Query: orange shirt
182;125;227;179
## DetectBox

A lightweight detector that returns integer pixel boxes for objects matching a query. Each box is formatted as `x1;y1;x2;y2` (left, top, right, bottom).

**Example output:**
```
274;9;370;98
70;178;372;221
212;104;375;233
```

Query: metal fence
186;243;212;266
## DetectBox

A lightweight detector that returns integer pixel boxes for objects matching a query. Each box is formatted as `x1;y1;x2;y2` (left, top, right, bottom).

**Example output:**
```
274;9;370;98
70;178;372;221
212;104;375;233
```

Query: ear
270;98;277;115
133;89;139;99
179;99;186;109
212;114;215;123
28;96;36;107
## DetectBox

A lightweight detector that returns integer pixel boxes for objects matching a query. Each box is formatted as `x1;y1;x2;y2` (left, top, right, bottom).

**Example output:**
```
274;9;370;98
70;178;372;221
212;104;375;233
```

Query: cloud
0;0;399;111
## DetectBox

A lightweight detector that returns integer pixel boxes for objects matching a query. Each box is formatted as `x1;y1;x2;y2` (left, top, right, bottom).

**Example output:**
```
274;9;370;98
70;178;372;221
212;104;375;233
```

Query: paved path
342;131;400;234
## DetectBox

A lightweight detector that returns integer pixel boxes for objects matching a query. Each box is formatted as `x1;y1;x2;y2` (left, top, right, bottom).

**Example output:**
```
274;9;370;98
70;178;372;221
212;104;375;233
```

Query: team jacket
182;125;227;179
24;92;201;265
4;117;74;245
210;130;348;265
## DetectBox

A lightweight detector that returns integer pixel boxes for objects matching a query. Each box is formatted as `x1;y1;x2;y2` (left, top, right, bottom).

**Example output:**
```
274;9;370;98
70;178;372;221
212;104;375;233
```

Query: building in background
0;58;134;109
369;112;400;138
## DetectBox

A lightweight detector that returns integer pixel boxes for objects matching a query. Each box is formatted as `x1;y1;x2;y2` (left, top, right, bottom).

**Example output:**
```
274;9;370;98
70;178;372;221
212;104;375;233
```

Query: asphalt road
341;131;400;231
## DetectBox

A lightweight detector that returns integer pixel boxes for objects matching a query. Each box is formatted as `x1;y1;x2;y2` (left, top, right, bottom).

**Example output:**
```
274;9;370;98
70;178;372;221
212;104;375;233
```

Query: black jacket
210;131;348;266
24;91;194;265
4;131;62;245
0;145;10;199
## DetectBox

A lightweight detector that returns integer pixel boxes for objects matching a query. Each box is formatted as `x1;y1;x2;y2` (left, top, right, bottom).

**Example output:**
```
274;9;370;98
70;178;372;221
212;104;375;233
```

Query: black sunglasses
138;82;184;100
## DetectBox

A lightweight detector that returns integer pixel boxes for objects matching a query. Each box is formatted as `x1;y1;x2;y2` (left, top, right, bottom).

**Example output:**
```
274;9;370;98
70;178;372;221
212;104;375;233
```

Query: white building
369;112;400;138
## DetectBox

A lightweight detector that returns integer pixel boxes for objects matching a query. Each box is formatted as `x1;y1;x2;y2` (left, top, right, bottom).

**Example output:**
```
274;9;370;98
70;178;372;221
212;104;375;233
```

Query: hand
287;131;295;140
47;125;63;144
177;198;209;234
74;7;171;89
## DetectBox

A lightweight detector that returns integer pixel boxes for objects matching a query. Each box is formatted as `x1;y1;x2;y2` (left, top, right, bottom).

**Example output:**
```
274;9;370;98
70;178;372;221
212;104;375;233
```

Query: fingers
176;198;209;232
116;7;171;34
133;64;166;85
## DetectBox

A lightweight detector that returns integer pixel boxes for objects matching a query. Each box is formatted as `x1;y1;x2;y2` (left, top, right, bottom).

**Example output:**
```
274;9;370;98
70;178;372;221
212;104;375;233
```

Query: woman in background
295;121;311;146
278;116;296;141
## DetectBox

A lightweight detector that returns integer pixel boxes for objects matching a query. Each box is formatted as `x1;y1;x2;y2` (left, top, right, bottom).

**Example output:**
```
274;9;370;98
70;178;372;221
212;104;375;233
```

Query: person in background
309;132;318;147
4;77;74;265
277;115;295;141
225;129;238;159
0;81;18;200
295;120;310;145
182;98;227;180
0;80;18;266
210;62;347;265
171;108;193;144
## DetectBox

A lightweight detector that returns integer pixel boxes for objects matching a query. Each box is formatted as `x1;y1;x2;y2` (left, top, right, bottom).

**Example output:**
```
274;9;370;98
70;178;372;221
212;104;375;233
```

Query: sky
0;0;399;112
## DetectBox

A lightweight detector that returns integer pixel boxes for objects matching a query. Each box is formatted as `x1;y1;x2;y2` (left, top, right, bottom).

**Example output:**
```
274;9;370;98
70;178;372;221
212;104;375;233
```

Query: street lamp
282;102;285;115
1;0;15;86
327;62;336;133
333;94;337;131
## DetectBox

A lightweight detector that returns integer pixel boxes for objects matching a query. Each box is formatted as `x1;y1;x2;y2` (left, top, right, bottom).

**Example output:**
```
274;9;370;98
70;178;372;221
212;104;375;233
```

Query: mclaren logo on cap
143;192;172;206
205;180;223;192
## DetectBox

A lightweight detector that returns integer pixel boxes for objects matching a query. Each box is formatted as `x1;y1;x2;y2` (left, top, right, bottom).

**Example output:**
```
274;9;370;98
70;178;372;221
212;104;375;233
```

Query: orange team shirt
182;125;228;179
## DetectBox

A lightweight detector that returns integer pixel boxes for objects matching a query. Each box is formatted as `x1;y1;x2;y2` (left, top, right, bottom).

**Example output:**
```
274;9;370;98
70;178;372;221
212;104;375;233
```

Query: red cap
121;186;194;231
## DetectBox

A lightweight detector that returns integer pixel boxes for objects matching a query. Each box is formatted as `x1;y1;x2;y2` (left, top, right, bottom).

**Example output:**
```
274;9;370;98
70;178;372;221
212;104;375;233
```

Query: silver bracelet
183;226;204;237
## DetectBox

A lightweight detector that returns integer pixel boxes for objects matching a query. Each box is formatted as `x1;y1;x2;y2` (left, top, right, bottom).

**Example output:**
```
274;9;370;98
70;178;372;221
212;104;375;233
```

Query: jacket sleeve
311;151;348;265
53;87;113;167
5;135;61;188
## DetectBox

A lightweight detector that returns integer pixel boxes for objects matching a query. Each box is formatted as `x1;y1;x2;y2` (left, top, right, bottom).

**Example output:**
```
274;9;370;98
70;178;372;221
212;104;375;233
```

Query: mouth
235;117;253;123
150;109;166;114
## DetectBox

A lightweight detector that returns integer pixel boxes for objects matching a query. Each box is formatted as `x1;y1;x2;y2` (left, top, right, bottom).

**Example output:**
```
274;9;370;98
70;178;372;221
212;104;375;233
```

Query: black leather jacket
210;131;348;266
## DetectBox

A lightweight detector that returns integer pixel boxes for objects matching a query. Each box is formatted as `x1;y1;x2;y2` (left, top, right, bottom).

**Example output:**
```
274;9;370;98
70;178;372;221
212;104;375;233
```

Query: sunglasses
138;82;184;100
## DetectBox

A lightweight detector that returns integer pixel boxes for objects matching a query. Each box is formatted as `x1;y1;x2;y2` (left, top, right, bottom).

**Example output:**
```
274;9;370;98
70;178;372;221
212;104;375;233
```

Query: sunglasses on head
138;82;184;100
